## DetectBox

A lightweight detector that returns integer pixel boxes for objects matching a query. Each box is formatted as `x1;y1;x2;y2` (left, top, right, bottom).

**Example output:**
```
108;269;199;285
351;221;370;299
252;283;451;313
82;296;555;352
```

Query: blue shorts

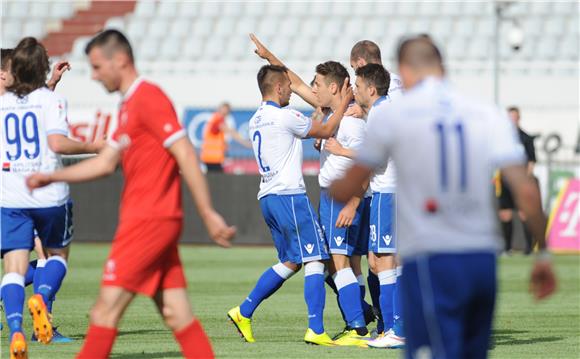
260;193;329;264
401;252;496;359
1;202;74;257
354;196;371;256
369;192;396;254
318;189;366;256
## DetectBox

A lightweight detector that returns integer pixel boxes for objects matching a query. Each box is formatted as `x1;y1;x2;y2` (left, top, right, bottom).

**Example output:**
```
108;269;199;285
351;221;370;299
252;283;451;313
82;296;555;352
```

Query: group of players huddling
1;28;556;359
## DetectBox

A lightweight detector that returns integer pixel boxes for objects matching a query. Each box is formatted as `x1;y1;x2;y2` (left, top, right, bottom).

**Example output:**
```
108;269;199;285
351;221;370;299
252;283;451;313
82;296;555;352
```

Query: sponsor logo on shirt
334;236;345;247
304;243;315;255
2;162;10;172
103;259;117;281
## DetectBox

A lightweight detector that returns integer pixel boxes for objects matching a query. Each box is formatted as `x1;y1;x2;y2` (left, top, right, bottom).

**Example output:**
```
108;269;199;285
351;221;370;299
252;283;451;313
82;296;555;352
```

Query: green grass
2;244;579;358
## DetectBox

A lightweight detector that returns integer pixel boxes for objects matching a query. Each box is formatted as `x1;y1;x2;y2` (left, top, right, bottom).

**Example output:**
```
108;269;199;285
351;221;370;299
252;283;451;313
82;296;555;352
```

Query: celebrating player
331;36;556;358
1;38;103;358
227;63;353;346
26;30;236;359
248;33;375;346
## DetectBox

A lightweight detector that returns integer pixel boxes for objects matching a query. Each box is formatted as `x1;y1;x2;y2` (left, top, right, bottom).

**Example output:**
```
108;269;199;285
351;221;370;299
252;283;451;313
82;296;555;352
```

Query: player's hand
335;202;357;228
26;173;53;191
324;137;344;156
340;78;354;104
46;61;71;90
313;138;322;152
203;210;236;248
529;256;557;300
345;103;364;118
249;33;272;61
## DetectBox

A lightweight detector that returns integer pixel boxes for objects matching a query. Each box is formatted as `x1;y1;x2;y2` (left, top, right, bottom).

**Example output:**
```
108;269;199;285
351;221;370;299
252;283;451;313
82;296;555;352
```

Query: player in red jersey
26;30;236;359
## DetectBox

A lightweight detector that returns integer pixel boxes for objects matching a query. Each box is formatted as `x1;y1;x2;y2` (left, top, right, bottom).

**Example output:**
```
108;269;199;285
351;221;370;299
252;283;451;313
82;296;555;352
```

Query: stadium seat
148;19;170;39
159;38;182;60
204;37;226;60
352;1;373;16
462;1;487;15
552;1;576;14
409;19;430;35
8;1;28;19
321;19;342;37
157;1;179;18
290;38;313;61
223;2;244;16
29;2;50;19
200;1;221;17
133;0;157;18
170;19;191;38
288;2;310;16
559;36;579;61
456;18;476;36
343;18;365;39
269;35;292;60
138;37;159;61
258;18;279;37
440;2;462;16
236;17;258;35
530;1;553;15
126;17;148;42
214;18;236;36
279;18;301;36
477;18;495;37
192;18;214;36
310;2;330;16
536;37;558;60
331;2;351;16
366;19;386;38
523;17;543;37
225;35;249;60
431;20;454;40
302;18;322;36
374;2;397;16
50;2;74;19
312;37;335;60
178;1;199;18
397;2;417;16
244;2;266;17
182;37;205;60
419;2;440;16
544;18;566;37
69;36;92;61
22;20;45;39
104;17;126;31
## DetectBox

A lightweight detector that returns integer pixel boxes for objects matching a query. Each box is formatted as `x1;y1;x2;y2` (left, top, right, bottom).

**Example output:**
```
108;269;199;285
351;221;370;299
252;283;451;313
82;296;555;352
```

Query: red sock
174;320;214;359
76;325;118;359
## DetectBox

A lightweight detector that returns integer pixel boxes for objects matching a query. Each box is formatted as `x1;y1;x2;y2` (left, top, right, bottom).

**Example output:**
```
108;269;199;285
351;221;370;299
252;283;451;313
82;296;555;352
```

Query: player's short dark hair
397;36;443;69
507;106;520;114
1;48;13;71
257;65;288;96
85;29;134;63
7;37;50;97
350;40;382;64
355;64;390;96
315;61;349;88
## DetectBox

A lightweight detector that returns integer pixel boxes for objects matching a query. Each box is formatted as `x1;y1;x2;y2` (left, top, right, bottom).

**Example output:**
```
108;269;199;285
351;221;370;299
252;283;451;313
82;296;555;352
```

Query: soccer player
227;64;352;346
1;38;104;358
347;40;406;347
331;36;556;358
26;30;236;359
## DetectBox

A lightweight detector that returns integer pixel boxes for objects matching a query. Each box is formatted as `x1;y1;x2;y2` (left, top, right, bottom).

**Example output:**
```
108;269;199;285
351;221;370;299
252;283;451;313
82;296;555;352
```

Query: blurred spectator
200;103;251;172
497;106;537;255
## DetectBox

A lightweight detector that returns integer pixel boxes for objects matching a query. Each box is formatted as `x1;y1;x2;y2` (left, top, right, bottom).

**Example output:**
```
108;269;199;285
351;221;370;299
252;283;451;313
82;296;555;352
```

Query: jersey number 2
4;112;40;161
435;121;467;191
253;130;270;172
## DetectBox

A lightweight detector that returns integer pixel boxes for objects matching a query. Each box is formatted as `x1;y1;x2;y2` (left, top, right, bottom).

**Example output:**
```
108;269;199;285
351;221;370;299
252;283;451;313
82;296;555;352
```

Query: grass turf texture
1;244;578;358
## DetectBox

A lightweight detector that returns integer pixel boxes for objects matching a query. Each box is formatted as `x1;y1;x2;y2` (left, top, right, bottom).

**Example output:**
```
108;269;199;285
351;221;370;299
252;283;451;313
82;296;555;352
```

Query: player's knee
90;299;121;327
161;304;192;331
282;261;301;272
304;261;325;277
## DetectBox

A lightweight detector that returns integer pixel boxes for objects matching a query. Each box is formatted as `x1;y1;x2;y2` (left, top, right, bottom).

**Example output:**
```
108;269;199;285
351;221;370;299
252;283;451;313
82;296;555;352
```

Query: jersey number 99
4;112;40;161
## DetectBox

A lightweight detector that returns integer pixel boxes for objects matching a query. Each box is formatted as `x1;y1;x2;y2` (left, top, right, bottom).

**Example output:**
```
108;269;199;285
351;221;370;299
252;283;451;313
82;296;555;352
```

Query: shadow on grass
111;351;182;358
490;329;564;348
116;329;170;337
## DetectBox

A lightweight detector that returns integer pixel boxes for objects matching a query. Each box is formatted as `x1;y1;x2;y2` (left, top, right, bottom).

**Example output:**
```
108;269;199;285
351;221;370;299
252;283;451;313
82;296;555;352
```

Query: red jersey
110;78;185;221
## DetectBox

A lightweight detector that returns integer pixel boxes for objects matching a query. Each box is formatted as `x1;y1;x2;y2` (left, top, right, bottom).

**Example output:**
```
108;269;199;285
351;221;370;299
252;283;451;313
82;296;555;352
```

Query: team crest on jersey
334;236;345;247
16;96;28;104
304;243;315;255
383;235;393;246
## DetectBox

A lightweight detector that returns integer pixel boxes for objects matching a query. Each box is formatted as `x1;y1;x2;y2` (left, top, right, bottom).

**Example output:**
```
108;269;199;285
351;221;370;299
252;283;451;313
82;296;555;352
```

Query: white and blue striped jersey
319;114;366;188
249;101;312;199
1;88;70;208
357;77;525;259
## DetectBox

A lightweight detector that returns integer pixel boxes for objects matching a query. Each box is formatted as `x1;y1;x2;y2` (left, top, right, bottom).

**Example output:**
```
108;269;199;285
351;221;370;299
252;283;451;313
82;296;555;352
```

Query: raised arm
26;145;120;189
250;33;319;108
307;78;353;139
168;136;236;247
46;61;71;91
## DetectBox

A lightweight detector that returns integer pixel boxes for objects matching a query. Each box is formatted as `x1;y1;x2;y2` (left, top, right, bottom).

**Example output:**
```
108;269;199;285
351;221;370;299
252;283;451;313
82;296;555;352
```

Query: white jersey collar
122;76;145;101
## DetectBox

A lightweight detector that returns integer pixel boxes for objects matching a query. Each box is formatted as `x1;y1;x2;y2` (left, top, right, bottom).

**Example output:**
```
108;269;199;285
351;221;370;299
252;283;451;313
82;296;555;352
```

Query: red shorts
102;218;186;297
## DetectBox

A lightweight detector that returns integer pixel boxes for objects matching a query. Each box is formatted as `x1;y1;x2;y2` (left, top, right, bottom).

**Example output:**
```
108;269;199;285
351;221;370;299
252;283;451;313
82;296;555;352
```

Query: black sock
501;220;513;251
354;326;369;336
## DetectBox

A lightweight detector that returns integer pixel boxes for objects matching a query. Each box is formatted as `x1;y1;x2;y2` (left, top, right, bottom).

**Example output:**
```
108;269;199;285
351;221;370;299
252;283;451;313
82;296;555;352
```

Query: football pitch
2;243;579;358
